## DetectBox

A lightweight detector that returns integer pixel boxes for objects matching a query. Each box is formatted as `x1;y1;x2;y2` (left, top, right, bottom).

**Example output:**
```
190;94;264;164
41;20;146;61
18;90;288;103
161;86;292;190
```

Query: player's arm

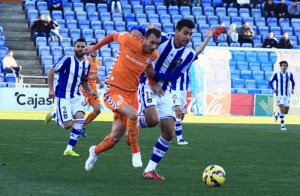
82;79;99;99
83;33;119;54
47;68;57;99
268;73;278;93
195;27;215;56
290;73;295;94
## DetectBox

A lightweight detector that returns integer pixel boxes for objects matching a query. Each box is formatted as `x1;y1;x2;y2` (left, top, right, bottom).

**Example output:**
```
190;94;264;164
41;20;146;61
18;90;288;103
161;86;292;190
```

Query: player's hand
144;67;156;79
49;89;55;99
83;45;94;54
273;89;278;93
204;27;215;38
91;91;99;99
131;30;143;39
99;82;104;88
151;84;165;98
291;90;294;94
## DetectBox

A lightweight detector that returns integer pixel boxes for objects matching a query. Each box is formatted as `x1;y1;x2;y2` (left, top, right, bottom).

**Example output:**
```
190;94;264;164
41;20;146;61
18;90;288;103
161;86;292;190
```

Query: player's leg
284;107;289;114
45;98;67;128
174;105;186;144
139;106;160;128
85;117;126;171
82;100;101;137
279;104;286;130
273;97;282;123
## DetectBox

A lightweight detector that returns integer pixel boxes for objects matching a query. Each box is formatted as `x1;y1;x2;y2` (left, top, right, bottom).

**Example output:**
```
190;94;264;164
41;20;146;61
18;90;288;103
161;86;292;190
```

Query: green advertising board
255;95;274;116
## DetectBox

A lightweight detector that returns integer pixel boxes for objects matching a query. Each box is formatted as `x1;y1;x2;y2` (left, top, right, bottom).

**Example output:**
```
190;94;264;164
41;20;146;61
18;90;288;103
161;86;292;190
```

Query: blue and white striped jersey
141;33;197;91
269;71;295;97
53;54;90;98
171;68;191;91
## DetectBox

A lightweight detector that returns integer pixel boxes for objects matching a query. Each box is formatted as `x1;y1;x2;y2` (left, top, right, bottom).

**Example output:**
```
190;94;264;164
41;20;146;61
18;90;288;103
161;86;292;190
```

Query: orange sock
94;134;116;155
127;119;140;154
83;111;98;128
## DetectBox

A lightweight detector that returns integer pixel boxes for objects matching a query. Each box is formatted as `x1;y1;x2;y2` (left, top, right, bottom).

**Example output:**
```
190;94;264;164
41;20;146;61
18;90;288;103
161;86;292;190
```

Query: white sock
66;145;73;151
145;160;158;173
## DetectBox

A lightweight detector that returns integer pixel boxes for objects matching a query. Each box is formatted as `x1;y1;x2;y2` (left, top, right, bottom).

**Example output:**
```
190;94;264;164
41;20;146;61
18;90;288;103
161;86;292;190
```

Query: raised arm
195;27;215;56
83;33;119;54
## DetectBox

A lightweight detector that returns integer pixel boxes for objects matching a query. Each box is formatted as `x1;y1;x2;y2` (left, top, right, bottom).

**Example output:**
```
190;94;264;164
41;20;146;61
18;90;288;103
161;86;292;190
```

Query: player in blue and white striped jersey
45;38;99;156
171;69;190;145
269;61;295;131
132;19;214;180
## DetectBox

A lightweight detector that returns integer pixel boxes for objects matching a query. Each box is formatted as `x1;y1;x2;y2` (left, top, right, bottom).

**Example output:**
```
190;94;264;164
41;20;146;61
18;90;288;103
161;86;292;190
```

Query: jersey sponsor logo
117;99;123;105
14;92;54;108
126;54;147;67
129;49;137;54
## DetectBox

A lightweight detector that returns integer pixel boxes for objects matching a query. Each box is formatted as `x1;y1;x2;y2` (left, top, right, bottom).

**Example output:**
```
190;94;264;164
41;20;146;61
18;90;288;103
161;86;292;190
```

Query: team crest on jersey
176;57;183;66
147;98;152;103
147;57;151;63
111;76;114;81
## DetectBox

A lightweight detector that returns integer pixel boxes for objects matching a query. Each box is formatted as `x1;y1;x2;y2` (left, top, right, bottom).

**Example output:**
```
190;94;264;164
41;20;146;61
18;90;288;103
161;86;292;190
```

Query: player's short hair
176;19;195;31
89;42;97;46
279;61;288;67
145;28;161;39
74;38;87;46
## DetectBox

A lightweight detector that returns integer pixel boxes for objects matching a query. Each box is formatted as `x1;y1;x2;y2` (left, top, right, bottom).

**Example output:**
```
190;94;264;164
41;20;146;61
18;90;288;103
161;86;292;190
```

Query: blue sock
145;136;170;172
138;116;147;128
175;118;183;142
66;119;85;150
279;113;284;126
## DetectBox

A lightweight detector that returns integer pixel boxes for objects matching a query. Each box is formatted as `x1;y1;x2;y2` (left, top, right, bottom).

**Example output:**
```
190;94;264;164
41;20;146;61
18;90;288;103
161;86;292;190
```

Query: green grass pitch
0;112;299;195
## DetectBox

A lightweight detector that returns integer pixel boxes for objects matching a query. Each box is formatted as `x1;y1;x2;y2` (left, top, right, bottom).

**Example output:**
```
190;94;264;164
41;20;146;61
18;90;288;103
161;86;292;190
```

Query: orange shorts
82;91;101;106
104;85;136;127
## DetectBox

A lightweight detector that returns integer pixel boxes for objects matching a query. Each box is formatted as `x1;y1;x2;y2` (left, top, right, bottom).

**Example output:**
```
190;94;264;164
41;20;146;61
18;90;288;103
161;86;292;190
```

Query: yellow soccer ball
203;165;226;187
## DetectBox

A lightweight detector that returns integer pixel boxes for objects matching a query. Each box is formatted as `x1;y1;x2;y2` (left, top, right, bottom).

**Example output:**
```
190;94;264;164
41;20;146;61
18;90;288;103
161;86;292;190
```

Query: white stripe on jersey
269;71;294;97
172;70;190;91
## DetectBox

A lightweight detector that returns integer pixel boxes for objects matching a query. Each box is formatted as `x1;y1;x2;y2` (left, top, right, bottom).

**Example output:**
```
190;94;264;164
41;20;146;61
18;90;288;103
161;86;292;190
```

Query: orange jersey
106;32;158;92
81;56;100;92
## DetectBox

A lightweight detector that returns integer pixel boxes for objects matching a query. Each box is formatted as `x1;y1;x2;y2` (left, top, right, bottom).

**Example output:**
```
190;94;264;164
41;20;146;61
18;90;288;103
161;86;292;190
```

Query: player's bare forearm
48;68;56;98
196;27;215;56
82;80;93;95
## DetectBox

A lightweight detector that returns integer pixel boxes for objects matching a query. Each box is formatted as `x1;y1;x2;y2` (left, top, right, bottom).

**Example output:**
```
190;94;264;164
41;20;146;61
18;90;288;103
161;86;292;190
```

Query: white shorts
55;96;86;123
172;90;187;113
276;96;290;107
138;82;175;120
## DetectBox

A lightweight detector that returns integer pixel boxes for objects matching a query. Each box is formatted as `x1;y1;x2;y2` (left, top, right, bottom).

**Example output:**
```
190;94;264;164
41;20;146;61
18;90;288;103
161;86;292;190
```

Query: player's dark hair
74;38;87;46
279;61;288;67
89;42;97;46
176;19;195;31
145;28;161;39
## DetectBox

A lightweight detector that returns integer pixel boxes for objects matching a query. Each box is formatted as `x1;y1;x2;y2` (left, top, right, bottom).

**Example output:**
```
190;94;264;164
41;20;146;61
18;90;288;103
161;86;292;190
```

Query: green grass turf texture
0;119;299;196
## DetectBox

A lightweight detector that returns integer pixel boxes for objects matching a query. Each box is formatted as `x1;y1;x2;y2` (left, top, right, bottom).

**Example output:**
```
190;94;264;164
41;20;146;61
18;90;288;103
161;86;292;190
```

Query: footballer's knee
110;131;122;142
127;111;138;121
63;122;73;129
161;131;174;141
146;115;159;127
94;107;101;115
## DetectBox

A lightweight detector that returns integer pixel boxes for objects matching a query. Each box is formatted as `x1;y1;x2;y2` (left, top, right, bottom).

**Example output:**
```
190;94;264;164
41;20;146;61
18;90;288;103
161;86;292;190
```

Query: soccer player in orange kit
83;28;163;171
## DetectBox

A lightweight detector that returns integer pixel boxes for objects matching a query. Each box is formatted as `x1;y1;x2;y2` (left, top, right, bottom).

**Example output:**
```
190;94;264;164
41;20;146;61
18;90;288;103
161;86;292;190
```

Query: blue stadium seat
60;38;71;49
252;35;262;45
76;11;87;21
100;13;111;22
39;46;50;58
153;0;164;6
282;27;293;36
137;14;147;23
202;0;211;7
291;18;300;28
271;26;281;37
254;44;263;48
0;73;5;87
248;89;261;94
204;7;214;16
127;22;138;31
163;24;174;32
180;6;191;16
279;18;290;28
64;11;75;21
169;6;179;16
131;0;140;6
232;17;242;26
208;16;218;25
228;8;238;17
28;10;38;20
91;21;102;31
213;0;223;7
261;89;272;94
25;1;36;11
37;2;47;11
86;38;96;45
56;19;65;29
145;5;156;15
245;80;256;89
207;42;217;46
64;47;74;55
192;33;202;42
265;71;273;80
218;42;229;47
66;20;77;29
115;22;126;31
216;7;226;17
231;70;240;80
234;51;245;61
148;14;159;23
233;79;244;88
95;30;105;40
106;30;117;35
88;12;99;21
48;37;60;48
239;8;250;18
82;29;93;39
103;57;114;68
246;52;257;62
255;17;266;26
59;28;69;38
257;52;269;63
253;70;264;80
243;17;254;26
42;56;53;67
79;21;90;30
0;26;3;36
45;65;53;76
36;37;47;48
0;36;5;47
122;5;132;14
112;13;123;22
73;3;84;12
289;36;298;45
100;48;112;57
157;6;167;15
230;43;241;47
269;53;277;64
242;43;252;48
40;10;50;18
199;24;209;34
97;4;107;13
220;16;230;24
152;23;162;30
193;41;202;50
183;15;195;22
160;15;171;25
103;21;114;31
192;7;202;17
259;26;269;38
110;41;120;49
133;5;144;14
172;15;183;25
261;63;273;71
249;62;260;71
62;2;72;12
52;47;63;57
251;9;261;18
267;17;277;28
125;13;135;23
241;70;252;80
237;62;248;71
229;61;237;70
5;73;16;87
86;3;96;13
196;16;207;25
70;29;81;40
257;80;269;89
